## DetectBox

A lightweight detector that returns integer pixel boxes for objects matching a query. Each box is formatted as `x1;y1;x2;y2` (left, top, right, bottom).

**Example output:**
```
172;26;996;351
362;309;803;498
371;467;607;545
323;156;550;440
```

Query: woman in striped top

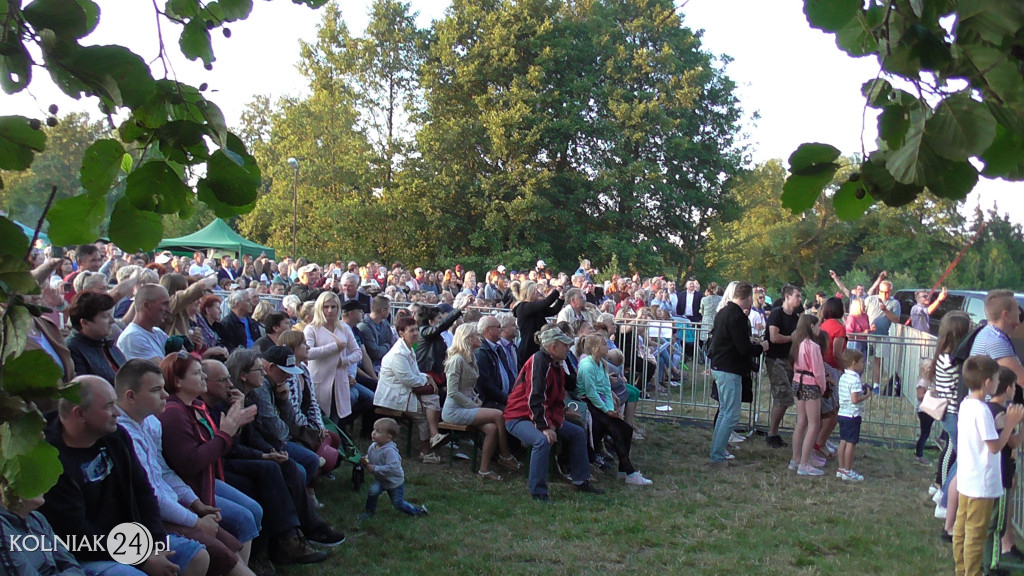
924;311;971;541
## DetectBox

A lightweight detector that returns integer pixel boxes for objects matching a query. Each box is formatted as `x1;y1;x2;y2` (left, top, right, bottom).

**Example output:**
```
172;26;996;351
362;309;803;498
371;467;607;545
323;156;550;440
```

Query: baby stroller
322;418;366;491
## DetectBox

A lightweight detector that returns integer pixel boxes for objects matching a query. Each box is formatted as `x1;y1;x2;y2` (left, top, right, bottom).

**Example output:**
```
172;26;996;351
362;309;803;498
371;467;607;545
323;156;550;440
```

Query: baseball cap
536;260;546;268
263;346;304;375
154;251;173;265
496;265;507;273
340;299;362;313
539;327;572;345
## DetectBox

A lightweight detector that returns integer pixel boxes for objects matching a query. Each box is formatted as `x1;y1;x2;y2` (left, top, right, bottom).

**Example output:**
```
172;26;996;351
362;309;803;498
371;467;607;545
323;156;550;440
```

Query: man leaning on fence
707;282;768;466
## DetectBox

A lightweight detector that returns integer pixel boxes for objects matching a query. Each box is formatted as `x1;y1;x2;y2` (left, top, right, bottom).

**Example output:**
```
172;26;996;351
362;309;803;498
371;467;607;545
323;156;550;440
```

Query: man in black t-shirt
765;285;802;448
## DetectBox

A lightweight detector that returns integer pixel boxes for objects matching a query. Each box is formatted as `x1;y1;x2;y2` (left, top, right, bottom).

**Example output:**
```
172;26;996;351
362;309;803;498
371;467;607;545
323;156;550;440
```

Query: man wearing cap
504;327;603;502
535;260;547;276
289;264;324;303
257;346;327;496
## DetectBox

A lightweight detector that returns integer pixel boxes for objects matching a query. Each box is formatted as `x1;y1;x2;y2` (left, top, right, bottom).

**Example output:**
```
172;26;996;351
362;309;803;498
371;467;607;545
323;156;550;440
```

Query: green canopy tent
157;219;276;259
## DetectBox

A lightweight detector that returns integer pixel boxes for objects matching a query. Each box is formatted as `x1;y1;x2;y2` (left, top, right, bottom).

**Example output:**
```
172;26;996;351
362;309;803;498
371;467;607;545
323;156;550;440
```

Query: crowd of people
5;241;1023;576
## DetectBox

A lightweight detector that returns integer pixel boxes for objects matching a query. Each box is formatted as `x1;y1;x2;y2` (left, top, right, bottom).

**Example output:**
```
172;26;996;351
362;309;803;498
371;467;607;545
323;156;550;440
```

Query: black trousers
585;400;636;475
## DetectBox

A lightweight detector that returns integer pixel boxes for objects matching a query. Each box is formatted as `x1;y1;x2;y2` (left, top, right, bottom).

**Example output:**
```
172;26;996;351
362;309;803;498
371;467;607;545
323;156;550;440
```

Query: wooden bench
375;407;415;456
437;422;481;471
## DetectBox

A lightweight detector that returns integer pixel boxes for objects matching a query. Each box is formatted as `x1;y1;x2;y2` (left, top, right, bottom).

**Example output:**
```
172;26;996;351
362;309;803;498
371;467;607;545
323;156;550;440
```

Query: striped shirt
933;353;960;415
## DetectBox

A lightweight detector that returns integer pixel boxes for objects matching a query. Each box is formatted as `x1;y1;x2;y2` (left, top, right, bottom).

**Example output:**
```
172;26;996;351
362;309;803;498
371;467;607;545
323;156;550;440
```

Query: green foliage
0;0;328;501
789;0;1024;213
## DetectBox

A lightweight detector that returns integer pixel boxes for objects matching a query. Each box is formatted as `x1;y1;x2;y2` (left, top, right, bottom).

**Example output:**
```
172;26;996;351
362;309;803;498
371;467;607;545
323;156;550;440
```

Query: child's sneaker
810;454;827;468
417;504;429;516
836;469;864;482
797;465;824;476
847;470;864;481
788;460;798;471
825;440;839;455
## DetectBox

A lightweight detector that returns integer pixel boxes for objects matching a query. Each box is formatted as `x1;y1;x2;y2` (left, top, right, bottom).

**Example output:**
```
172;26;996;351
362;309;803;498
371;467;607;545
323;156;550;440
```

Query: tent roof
157;219;275;259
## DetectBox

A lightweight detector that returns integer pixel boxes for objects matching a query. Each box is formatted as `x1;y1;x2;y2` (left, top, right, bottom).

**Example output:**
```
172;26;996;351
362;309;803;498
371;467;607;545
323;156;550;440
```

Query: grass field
287;417;953;576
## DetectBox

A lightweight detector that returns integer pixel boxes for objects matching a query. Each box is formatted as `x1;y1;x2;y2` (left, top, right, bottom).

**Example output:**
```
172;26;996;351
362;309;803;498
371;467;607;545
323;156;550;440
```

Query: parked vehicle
893;289;1024;359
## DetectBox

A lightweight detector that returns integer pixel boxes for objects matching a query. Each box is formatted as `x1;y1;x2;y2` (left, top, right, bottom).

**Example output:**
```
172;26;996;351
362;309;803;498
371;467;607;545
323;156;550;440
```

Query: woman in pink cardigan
788;314;827;477
303;291;363;425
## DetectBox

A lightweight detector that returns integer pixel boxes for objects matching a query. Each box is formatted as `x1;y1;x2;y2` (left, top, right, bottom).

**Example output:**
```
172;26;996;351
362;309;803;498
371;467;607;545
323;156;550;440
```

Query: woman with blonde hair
304;291;363;425
442;323;520;480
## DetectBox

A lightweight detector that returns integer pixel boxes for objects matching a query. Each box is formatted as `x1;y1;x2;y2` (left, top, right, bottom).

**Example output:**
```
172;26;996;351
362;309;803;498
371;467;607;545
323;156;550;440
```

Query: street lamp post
287;157;299;257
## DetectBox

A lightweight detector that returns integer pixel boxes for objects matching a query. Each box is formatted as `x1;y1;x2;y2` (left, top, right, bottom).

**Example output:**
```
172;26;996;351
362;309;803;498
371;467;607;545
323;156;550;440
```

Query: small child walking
836;348;872;481
359;418;428;519
953;356;1024;576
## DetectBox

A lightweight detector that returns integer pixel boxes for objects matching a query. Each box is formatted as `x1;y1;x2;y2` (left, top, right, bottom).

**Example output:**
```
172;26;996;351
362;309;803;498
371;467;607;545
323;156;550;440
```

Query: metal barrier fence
618;318;937;446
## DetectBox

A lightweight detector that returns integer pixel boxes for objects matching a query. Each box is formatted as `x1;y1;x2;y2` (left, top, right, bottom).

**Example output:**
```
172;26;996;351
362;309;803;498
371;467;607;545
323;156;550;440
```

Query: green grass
284;418;951;576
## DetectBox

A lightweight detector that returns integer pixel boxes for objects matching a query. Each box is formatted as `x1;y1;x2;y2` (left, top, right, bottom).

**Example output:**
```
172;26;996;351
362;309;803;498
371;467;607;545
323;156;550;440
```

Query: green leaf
0;41;32;94
1;350;64;398
22;0;90;39
862;152;924;207
788;142;841;174
166;0;200;18
925;160;978;199
0;216;31;262
861;79;892;108
924;93;996;161
45;194;107;246
199;100;228;149
180;18;214;66
197;181;257;218
125;161;191;214
200;136;261;206
2;438;62;499
832;179;874;220
64;45;158;110
963;44;1024;105
885;109;941;185
878;105;910;149
804;0;860;33
781;163;838;213
980;125;1024;180
74;0;100;35
956;0;1024;44
121;152;134;173
835;5;882;57
0;116;47;170
1;304;32;362
156;120;209;165
219;0;253;21
80;139;126;196
108;197;163;252
0;412;46;457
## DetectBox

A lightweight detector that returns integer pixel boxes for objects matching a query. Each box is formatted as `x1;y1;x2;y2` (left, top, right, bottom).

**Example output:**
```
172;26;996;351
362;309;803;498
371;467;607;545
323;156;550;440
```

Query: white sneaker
836;469;865;482
429;433;449;448
788;460;798;471
729;432;746;444
625;471;653;486
928;483;940;496
420;452;443;464
724;451;735;461
932;489;944;505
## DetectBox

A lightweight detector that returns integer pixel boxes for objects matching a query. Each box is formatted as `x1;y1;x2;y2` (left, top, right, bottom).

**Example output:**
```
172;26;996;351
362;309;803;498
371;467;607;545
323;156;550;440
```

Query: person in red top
816;297;848;459
504;327;603;502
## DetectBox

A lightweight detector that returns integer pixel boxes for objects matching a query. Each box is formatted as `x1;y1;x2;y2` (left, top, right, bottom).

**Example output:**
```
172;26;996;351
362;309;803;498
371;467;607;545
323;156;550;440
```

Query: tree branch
25;185;58;262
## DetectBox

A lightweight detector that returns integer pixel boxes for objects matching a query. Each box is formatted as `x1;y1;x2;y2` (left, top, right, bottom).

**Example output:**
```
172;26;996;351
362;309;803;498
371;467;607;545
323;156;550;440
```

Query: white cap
496;265;507;273
155;252;172;264
536;260;546;268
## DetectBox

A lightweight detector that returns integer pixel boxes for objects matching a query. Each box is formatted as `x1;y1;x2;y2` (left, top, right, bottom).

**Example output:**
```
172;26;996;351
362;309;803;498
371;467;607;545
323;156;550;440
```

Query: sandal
478;470;503;481
498;454;521;470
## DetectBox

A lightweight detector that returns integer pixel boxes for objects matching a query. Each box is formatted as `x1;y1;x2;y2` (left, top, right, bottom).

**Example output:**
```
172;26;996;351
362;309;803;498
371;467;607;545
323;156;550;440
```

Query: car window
965;297;986;325
931;295;964;324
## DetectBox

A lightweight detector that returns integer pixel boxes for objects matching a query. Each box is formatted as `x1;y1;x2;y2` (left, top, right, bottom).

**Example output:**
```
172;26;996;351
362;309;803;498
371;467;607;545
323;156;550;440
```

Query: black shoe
939;530;953;543
270;531;327;565
572;481;605;495
532;493;551;503
766;435;788;448
307;524;346;547
1000;546;1024;565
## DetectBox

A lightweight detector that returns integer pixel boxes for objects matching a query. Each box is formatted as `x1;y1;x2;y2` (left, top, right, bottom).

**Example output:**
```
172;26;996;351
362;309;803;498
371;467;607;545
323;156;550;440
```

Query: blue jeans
710;370;742;462
364;482;423;516
505;419;590;497
83;535;202;576
285;441;321;487
215;479;262;543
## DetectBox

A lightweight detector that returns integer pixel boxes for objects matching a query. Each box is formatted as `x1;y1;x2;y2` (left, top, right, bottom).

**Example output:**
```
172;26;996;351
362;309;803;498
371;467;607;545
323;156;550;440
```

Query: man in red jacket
504;327;603;502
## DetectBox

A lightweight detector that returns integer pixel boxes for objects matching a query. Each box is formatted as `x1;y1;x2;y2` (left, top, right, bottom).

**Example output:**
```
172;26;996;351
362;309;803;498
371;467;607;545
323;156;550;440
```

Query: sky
6;0;1021;224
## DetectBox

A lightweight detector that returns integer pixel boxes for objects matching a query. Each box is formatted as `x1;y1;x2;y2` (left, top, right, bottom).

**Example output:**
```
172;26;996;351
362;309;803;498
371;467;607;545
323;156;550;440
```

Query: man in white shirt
117;284;171;363
188;251;214;277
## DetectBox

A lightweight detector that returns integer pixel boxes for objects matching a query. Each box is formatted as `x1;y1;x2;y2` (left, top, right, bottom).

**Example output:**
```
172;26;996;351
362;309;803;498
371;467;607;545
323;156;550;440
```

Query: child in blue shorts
837;348;872;481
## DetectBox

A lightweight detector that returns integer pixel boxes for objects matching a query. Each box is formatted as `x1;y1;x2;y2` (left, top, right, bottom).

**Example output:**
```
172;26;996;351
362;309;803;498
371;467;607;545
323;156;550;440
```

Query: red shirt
820;318;847;369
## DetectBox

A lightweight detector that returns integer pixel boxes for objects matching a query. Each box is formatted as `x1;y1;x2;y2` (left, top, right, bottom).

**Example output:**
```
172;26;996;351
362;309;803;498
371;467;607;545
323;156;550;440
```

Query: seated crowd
13;244;1007;575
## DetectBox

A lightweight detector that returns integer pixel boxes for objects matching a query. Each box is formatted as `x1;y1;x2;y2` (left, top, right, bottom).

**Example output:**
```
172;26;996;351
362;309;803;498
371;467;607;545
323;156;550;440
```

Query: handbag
293;425;321;450
919;390;949;420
